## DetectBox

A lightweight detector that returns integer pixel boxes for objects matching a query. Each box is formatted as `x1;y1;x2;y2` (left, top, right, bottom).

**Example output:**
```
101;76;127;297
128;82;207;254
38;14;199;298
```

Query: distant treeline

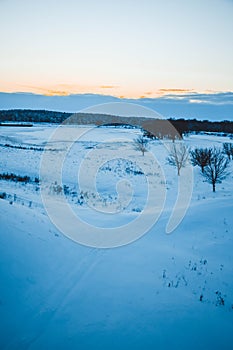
169;119;233;135
0;109;71;123
0;109;232;137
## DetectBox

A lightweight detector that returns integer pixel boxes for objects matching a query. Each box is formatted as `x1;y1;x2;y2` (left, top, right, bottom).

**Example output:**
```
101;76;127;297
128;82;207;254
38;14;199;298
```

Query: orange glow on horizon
0;83;231;99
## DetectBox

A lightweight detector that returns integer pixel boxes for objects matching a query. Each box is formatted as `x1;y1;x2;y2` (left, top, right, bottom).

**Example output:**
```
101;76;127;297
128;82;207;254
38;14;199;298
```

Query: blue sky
0;0;233;98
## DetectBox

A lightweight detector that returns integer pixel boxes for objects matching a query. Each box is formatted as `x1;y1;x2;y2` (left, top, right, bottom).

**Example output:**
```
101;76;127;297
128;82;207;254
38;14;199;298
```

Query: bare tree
223;143;233;160
134;135;149;156
202;148;229;192
167;143;189;176
190;148;211;173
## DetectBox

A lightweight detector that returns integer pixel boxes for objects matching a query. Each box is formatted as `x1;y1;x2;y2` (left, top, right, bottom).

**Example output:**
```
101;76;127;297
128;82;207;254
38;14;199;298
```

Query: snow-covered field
0;124;233;349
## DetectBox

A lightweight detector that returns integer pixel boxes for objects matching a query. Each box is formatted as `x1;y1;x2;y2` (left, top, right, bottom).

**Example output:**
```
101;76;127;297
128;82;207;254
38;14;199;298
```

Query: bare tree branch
190;148;211;173
134;135;149;156
202;147;229;192
223;143;233;160
167;143;189;176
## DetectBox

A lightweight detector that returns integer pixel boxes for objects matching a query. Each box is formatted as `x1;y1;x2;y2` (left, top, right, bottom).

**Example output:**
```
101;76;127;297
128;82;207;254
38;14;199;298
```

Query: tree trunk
213;182;216;192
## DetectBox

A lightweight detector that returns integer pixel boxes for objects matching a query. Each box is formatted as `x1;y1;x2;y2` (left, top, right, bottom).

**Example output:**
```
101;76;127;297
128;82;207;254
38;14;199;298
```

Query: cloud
159;91;233;105
99;85;119;89
44;90;70;96
158;88;195;94
17;83;120;96
17;85;70;96
189;99;206;104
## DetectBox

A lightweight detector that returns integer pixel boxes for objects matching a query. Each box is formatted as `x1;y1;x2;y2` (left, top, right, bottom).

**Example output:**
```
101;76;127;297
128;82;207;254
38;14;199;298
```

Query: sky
0;0;233;98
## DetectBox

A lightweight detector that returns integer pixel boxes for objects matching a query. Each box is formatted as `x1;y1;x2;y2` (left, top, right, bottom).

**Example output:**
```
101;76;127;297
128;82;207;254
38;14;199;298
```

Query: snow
0;125;233;349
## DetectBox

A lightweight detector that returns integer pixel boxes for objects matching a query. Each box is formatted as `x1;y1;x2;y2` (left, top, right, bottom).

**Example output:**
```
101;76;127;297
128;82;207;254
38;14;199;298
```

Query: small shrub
0;192;6;199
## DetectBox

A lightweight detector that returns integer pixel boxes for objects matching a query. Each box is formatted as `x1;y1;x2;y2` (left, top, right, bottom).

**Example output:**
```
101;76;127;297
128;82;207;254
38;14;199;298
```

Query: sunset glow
0;0;232;98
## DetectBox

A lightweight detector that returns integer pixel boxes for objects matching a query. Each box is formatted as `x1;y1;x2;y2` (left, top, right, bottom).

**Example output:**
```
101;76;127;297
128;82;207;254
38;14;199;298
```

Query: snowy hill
0;124;233;349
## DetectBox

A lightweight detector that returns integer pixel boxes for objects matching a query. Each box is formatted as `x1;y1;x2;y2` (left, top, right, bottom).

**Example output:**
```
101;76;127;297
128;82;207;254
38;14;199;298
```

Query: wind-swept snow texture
0;125;233;349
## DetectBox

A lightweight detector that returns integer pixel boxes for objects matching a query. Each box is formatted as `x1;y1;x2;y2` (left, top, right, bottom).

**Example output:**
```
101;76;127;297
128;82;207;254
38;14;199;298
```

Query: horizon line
0;89;233;99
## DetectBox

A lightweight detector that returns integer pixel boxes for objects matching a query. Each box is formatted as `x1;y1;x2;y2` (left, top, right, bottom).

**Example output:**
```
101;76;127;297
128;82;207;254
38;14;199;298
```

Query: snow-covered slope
0;125;233;349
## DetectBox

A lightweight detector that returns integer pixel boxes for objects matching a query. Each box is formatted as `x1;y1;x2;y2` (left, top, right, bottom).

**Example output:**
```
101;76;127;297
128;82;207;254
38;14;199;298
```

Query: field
0;124;233;349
